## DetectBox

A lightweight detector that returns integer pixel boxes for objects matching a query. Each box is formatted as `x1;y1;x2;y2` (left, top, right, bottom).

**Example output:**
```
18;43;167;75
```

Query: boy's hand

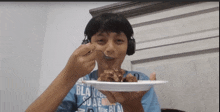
65;43;96;79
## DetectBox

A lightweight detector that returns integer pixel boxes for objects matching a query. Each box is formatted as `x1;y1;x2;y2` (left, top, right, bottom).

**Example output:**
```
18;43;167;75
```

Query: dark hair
84;13;134;40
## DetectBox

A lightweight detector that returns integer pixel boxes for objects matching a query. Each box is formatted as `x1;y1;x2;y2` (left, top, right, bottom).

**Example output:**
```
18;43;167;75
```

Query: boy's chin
99;63;121;70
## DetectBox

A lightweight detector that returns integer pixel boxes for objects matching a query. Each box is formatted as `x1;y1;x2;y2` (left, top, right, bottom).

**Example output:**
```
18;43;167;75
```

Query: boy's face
91;31;128;70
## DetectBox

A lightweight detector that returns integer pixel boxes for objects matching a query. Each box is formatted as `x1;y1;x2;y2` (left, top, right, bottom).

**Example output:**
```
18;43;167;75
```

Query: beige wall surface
126;2;219;112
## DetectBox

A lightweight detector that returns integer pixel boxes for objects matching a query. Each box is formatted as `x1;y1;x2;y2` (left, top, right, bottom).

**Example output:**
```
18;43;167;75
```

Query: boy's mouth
105;58;115;61
104;55;114;60
95;50;115;60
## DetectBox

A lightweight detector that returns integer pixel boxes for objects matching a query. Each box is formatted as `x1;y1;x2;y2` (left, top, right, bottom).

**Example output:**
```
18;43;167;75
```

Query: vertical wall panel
126;2;219;112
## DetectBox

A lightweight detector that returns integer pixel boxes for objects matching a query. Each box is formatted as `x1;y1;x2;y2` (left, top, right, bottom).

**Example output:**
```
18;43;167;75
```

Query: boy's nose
104;42;116;56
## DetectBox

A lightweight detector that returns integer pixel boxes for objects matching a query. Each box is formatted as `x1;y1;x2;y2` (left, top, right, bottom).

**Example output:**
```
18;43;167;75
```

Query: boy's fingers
76;43;96;56
100;91;116;103
150;72;156;80
86;60;96;69
111;92;125;103
84;49;97;61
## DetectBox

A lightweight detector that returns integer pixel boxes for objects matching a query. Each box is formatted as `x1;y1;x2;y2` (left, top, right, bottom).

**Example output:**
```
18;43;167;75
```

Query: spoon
95;50;114;59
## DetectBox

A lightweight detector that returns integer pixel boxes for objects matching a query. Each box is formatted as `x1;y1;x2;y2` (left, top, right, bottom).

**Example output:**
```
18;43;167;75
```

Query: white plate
82;80;168;92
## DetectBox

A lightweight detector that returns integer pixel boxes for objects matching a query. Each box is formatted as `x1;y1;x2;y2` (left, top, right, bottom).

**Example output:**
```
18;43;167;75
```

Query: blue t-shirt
56;70;161;112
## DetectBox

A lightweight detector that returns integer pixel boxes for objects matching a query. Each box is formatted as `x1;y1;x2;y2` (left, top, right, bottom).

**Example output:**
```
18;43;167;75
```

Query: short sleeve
56;85;78;112
132;71;161;112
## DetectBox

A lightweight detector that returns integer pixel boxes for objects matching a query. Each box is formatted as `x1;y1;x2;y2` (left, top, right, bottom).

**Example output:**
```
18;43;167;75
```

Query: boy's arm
26;43;96;112
25;67;79;112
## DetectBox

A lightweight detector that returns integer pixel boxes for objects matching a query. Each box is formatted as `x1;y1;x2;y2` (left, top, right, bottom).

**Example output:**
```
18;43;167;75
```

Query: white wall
0;2;48;112
0;2;116;112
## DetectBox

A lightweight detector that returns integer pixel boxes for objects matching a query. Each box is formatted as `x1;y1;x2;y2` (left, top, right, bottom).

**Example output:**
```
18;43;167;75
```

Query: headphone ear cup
127;39;135;55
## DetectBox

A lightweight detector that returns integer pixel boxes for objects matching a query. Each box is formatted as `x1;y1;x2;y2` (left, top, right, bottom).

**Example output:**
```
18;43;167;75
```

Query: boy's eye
117;39;123;42
116;39;124;43
97;39;105;44
98;40;104;42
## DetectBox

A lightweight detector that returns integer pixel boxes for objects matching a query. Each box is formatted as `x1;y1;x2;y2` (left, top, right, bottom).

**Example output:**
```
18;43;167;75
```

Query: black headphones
81;34;136;55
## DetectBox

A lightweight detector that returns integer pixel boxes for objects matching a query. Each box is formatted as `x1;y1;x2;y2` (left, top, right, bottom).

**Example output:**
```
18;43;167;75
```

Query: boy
26;13;161;112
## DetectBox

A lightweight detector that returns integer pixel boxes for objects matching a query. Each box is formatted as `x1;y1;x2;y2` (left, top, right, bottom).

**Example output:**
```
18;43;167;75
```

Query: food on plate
122;73;138;82
98;69;137;82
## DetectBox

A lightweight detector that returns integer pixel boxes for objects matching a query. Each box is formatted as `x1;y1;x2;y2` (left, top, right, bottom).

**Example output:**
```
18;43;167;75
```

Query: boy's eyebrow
97;33;104;36
97;32;108;36
96;32;124;37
